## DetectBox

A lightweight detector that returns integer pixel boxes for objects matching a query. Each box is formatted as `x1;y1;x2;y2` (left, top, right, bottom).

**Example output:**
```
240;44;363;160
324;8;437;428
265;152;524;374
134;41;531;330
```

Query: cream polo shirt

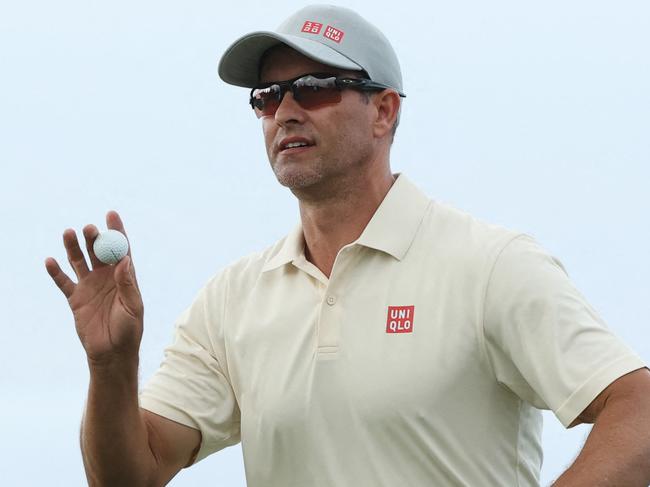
139;173;645;487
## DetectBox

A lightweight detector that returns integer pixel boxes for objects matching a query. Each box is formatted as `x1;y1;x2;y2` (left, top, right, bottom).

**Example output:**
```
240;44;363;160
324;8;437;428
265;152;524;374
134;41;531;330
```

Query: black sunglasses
249;72;406;118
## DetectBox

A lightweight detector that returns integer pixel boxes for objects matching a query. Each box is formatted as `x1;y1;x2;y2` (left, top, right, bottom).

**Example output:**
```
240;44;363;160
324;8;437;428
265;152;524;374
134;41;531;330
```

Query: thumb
115;256;142;314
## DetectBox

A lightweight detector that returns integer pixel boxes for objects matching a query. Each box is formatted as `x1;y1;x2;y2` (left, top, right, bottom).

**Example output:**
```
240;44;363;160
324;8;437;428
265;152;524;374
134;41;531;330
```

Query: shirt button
326;295;337;306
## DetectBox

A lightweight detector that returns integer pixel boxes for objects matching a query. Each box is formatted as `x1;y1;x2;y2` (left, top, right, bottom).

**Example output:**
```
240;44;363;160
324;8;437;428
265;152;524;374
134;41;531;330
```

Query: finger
114;256;143;317
63;229;90;280
106;210;126;248
45;257;76;299
106;210;139;285
82;224;105;269
106;210;131;257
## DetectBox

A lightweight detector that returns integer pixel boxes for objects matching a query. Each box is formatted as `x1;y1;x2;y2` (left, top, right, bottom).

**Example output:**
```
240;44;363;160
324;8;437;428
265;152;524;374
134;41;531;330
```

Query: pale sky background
1;0;649;485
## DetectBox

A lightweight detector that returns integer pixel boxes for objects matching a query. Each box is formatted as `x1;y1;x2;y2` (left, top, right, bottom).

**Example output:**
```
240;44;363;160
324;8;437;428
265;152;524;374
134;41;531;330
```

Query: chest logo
386;305;415;334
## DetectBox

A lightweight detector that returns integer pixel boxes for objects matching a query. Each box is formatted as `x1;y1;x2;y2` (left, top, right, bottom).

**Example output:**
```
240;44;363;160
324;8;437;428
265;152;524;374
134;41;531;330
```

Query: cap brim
218;31;364;88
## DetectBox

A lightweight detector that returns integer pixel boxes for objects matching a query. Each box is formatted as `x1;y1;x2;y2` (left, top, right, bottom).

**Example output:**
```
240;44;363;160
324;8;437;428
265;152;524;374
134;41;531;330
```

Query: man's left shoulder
419;198;526;260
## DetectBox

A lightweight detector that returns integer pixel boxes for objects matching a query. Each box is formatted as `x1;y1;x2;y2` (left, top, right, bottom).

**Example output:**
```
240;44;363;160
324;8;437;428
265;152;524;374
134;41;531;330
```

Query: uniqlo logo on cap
301;21;323;34
323;25;344;43
386;306;415;334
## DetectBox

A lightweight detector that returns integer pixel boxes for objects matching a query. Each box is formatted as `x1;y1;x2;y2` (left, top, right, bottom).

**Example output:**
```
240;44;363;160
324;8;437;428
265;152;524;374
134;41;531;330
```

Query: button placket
316;245;355;353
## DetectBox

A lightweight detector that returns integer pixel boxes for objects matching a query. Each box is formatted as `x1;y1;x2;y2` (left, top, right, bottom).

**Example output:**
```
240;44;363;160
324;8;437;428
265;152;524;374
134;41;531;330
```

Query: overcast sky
1;0;648;485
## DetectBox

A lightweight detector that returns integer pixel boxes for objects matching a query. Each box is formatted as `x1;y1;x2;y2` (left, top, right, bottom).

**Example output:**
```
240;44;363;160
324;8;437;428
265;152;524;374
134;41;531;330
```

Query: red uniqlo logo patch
386;306;415;334
323;25;344;43
301;21;323;34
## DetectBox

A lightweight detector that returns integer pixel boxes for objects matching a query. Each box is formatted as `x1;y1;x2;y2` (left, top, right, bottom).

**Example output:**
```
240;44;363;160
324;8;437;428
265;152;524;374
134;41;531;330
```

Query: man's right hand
46;210;201;486
45;210;144;366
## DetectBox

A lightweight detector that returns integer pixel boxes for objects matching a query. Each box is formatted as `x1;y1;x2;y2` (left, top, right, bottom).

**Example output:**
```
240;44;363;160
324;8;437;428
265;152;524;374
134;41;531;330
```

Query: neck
297;167;396;278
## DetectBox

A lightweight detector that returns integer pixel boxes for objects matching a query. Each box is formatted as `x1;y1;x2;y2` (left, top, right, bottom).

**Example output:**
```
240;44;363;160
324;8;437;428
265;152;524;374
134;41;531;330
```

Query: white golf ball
93;229;129;265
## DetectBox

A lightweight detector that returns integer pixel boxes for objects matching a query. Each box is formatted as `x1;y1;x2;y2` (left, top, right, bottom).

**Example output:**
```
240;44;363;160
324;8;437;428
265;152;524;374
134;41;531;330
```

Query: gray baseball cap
218;4;405;96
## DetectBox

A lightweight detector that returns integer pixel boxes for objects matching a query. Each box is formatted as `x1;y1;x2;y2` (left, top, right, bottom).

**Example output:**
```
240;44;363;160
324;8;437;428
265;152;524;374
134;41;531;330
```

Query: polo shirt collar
261;173;431;272
262;222;305;272
356;173;431;259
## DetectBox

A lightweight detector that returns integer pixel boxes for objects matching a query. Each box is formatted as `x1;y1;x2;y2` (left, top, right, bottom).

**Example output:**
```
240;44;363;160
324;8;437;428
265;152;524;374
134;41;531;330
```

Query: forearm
81;358;157;487
552;393;650;487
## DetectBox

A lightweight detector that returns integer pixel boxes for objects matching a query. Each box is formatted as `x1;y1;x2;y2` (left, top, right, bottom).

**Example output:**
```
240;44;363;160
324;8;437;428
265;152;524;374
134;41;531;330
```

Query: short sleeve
483;234;645;427
139;272;241;464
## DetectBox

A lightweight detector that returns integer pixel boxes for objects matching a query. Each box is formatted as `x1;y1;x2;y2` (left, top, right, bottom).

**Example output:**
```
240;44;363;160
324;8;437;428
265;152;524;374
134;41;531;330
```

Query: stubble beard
270;154;329;190
269;136;373;194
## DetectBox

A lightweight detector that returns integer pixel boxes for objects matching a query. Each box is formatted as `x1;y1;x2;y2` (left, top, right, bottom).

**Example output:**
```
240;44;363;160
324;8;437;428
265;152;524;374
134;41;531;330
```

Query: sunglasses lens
293;76;341;109
252;84;281;118
250;75;343;118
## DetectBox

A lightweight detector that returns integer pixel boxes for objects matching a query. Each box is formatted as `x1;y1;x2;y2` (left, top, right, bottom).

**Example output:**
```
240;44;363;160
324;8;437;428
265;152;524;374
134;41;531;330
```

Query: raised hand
45;210;144;366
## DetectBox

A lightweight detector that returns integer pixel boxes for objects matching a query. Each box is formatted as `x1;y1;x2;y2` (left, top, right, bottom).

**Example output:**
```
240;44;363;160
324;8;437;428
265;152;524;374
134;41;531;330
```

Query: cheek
262;120;277;152
335;106;373;142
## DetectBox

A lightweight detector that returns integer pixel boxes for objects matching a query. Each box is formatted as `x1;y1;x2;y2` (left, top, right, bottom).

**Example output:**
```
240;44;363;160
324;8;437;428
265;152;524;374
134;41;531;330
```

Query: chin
275;172;321;189
272;165;324;190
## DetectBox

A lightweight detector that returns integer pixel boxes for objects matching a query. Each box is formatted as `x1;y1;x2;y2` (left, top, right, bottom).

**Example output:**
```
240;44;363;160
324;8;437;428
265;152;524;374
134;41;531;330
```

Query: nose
273;90;307;125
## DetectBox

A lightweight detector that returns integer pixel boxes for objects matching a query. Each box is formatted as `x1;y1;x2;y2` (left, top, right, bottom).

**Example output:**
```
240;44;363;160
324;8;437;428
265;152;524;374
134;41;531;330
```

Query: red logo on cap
386;306;415;334
323;25;344;43
301;21;323;34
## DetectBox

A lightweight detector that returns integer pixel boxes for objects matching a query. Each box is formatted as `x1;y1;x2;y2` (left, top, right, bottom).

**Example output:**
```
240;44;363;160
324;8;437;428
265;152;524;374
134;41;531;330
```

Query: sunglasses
249;72;405;118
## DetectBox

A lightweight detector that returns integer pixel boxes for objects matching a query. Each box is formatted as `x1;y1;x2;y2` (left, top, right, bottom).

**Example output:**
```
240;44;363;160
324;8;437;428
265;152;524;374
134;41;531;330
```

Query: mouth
278;137;315;155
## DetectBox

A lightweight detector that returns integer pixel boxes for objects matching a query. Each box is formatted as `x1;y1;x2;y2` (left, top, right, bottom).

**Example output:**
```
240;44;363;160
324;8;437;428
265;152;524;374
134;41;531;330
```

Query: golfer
46;5;650;486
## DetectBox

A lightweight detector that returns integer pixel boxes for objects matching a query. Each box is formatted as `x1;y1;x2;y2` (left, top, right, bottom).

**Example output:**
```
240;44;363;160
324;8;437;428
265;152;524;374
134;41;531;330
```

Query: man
45;5;650;487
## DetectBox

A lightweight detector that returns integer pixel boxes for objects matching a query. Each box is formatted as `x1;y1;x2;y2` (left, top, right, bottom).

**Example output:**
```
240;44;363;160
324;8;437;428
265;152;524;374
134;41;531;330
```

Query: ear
372;90;401;139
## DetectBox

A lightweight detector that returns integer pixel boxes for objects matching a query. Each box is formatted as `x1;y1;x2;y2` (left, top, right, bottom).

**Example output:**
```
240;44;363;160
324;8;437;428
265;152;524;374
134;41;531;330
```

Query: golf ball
93;229;129;265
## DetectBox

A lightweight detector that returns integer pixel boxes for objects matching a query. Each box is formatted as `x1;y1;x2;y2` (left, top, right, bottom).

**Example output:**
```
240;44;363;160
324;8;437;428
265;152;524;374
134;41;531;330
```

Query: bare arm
46;211;200;486
552;368;650;487
80;359;154;486
80;359;200;486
